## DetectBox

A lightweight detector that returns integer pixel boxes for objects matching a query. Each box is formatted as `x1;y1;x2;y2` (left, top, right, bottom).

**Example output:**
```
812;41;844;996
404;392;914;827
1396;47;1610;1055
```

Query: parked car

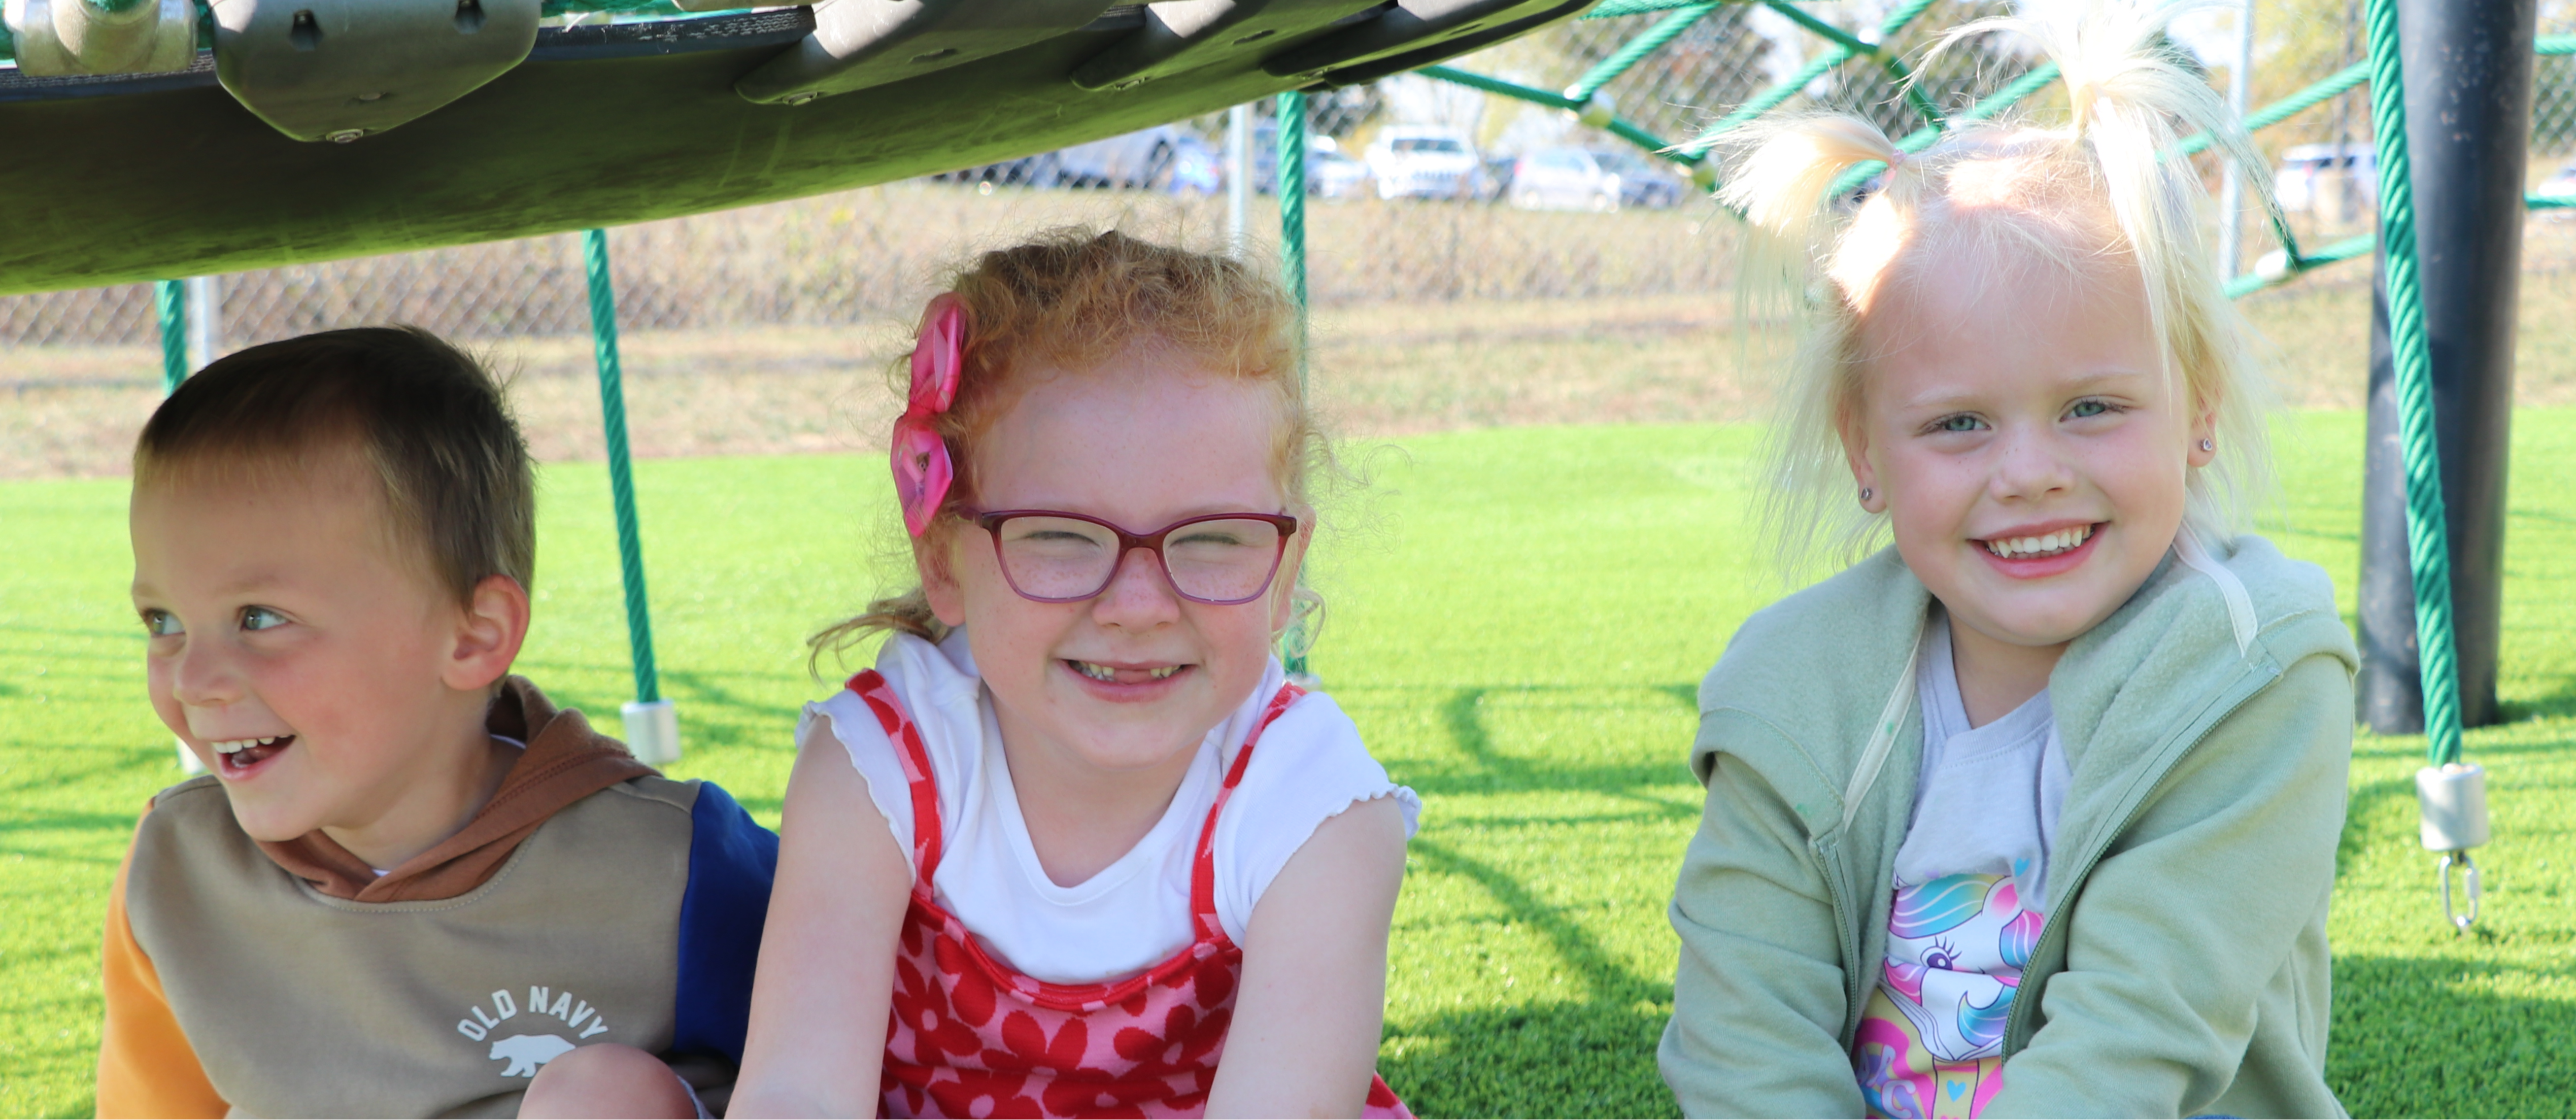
1249;127;1372;198
2275;142;2376;217
1054;124;1196;189
1366;126;1485;200
1587;146;1690;209
2536;158;2576;205
1508;146;1621;212
1165;134;1222;195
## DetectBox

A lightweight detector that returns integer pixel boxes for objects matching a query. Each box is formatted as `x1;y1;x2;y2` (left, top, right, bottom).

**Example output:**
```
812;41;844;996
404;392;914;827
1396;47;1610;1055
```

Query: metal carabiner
2438;850;2481;932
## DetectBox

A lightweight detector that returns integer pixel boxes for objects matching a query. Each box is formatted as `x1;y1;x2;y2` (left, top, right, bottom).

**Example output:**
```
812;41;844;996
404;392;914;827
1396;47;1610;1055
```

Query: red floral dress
843;671;1413;1120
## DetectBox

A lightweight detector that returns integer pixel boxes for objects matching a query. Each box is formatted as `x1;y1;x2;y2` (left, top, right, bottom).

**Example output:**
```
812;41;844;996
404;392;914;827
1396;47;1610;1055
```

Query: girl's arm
1660;712;1871;1119
728;723;910;1118
1206;795;1408;1119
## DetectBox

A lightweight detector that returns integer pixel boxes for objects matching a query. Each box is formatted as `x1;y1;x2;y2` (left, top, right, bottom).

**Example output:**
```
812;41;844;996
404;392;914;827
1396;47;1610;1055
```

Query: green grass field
6;414;2576;1116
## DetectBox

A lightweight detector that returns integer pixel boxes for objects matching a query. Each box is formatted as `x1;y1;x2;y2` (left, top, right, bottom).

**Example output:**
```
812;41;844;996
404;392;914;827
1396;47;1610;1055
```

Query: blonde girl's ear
2187;382;2223;469
1837;400;1887;515
917;528;969;629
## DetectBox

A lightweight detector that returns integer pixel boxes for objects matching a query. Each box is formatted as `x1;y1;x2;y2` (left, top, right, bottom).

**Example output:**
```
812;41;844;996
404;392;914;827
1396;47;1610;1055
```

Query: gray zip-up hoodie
1660;535;2357;1117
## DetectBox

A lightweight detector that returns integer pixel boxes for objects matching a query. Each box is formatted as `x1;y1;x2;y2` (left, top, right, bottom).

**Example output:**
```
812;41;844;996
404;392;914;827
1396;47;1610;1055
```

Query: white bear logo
489;1033;577;1078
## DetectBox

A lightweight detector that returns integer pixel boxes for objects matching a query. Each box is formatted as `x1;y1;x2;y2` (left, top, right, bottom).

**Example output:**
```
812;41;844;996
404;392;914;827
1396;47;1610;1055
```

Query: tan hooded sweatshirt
95;676;752;1118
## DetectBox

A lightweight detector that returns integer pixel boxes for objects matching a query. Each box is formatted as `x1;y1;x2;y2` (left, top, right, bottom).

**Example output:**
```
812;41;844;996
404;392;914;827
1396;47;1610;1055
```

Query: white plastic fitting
3;0;195;77
2417;762;2490;852
622;698;681;766
1567;89;1617;129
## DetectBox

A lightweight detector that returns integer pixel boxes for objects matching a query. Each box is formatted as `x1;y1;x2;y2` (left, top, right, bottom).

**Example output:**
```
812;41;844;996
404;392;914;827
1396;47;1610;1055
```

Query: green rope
1276;91;1312;677
582;228;661;707
1418;63;1705;168
1277;91;1310;387
1683;0;1941;152
1567;2;1717;100
1420;63;1584;112
1823;60;2060;197
1583;0;1717;17
2360;0;2464;768
153;280;187;393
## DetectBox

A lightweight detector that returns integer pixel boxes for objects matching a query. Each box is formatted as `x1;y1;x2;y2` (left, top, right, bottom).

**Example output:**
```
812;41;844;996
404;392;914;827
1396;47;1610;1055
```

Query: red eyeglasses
972;510;1301;605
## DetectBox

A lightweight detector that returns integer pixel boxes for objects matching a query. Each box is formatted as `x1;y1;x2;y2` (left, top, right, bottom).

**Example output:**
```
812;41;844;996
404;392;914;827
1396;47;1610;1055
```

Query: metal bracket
1071;0;1375;92
1260;0;1561;82
2438;850;2480;931
207;0;540;143
735;0;1111;106
3;0;196;76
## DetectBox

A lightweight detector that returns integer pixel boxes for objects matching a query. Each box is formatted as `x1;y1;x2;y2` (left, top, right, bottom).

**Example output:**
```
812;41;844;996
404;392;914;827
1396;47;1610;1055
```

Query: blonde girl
1661;4;2357;1116
730;230;1417;1118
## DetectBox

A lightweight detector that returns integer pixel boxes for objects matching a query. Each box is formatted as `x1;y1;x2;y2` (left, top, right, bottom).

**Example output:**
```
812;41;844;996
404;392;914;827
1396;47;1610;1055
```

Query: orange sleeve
97;805;227;1119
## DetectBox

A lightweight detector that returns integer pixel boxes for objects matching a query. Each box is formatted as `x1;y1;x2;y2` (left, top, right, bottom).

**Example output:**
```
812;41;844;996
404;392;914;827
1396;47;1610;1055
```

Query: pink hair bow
892;293;964;537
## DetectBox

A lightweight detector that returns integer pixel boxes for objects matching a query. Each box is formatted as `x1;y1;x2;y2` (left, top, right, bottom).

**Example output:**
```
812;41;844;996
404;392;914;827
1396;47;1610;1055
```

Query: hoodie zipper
1996;663;2276;1055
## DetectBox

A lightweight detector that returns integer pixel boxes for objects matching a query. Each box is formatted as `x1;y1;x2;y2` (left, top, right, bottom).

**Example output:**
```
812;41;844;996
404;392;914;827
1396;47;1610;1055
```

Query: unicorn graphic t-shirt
1853;615;2070;1119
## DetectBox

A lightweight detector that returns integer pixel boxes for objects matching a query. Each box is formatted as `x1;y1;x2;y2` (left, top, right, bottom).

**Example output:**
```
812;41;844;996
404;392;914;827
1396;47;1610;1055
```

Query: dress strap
1188;682;1307;936
846;671;945;882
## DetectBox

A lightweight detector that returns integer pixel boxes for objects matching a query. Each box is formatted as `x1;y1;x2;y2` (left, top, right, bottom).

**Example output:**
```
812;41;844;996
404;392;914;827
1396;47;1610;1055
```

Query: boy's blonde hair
811;227;1324;661
1719;0;2275;576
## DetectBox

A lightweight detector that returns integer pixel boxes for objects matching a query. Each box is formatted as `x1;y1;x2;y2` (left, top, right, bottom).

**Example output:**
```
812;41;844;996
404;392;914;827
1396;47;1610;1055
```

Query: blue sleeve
671;780;778;1065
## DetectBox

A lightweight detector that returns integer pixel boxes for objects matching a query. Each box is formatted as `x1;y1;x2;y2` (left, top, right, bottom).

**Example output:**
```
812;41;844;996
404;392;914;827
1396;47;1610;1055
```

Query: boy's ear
445;575;530;693
918;531;969;628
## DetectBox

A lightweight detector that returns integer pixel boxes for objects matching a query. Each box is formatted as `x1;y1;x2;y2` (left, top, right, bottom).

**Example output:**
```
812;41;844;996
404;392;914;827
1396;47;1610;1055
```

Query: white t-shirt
1853;612;2074;1092
1894;614;2071;905
799;629;1420;986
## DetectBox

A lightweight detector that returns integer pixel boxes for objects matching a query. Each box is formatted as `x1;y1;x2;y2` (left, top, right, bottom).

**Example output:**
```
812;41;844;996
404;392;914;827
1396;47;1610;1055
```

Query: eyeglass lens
992;515;1285;603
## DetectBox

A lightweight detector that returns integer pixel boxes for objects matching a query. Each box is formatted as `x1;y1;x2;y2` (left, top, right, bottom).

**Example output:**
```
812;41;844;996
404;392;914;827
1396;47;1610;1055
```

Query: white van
1365;126;1484;200
2275;143;2377;216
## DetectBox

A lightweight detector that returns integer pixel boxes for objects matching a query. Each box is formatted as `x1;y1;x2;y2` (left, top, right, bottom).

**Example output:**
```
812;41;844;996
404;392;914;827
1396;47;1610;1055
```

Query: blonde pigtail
2008;0;2278;536
1713;115;1908;578
1718;115;1908;307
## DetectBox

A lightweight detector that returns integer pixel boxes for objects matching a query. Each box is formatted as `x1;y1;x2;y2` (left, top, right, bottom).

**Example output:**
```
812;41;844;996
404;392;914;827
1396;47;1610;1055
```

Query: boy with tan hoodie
99;327;776;1118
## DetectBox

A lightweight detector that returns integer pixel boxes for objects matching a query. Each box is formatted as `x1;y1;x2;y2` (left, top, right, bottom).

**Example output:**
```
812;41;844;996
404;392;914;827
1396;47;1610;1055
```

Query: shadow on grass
2499;677;2576;723
1383;836;1678;1118
2329;953;2576;1117
1338;683;1703;809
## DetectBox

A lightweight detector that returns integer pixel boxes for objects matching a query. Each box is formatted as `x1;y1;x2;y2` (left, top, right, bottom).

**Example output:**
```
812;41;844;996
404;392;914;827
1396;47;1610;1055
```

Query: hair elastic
892;294;965;537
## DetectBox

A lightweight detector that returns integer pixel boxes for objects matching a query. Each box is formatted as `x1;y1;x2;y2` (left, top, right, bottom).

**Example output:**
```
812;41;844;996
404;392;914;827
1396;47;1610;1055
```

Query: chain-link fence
16;0;2576;479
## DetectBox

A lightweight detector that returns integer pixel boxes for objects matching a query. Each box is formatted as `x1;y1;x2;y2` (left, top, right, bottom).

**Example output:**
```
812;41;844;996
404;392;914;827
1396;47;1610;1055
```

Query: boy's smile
130;446;527;870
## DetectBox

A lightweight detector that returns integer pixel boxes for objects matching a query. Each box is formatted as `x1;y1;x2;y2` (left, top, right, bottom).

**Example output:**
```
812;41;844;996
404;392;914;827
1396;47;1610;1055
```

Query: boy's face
129;447;523;854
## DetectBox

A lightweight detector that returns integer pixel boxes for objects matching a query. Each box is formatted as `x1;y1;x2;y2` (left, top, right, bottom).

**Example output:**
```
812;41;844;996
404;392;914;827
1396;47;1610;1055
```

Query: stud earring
2199;438;2215;452
1859;487;1874;503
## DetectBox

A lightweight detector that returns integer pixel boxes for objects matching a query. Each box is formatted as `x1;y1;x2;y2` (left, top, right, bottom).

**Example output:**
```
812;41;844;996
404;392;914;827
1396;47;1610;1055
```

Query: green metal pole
582;228;662;709
1276;91;1312;678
